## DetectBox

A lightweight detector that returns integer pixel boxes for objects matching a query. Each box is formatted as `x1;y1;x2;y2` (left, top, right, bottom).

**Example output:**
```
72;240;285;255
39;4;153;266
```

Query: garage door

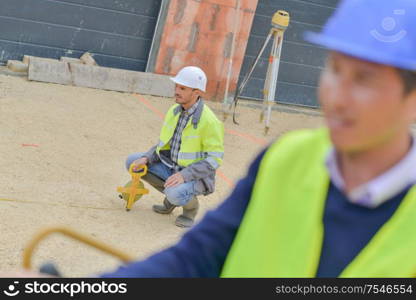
0;0;161;71
239;0;340;107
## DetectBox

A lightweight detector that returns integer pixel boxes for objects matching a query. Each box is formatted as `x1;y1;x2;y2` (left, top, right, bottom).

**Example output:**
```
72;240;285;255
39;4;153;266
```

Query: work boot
175;196;199;228
152;197;176;214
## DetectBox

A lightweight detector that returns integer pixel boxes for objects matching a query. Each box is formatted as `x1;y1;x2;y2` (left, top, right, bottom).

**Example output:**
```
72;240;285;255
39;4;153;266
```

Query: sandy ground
0;72;324;277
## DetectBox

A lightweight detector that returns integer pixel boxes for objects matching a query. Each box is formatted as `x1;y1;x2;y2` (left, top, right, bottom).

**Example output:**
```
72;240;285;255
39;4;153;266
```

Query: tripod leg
265;30;284;134
261;40;275;122
229;30;274;124
237;30;273;99
262;30;278;127
222;0;242;122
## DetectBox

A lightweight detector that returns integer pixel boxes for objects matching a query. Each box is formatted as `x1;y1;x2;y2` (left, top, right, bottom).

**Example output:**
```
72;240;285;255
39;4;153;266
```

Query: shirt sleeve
99;148;267;278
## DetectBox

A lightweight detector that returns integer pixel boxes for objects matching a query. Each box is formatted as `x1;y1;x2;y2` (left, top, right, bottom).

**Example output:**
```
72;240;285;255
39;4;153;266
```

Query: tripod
224;10;290;135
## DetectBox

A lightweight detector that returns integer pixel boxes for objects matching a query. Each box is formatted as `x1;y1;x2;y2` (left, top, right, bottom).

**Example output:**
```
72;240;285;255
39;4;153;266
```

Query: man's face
174;84;199;107
319;52;416;153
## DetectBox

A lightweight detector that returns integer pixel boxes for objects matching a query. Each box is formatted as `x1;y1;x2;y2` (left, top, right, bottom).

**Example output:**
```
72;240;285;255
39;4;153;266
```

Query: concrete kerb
26;57;175;98
0;65;28;77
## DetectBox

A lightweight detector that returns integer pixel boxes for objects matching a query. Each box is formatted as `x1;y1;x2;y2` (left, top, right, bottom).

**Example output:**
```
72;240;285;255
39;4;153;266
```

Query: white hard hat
170;66;207;92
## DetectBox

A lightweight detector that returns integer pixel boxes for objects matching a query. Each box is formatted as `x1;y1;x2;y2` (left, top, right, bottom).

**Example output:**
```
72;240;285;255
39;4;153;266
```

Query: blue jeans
125;153;198;206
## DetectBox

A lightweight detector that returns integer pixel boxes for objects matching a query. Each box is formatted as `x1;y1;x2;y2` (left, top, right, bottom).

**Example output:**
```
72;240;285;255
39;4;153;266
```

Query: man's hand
164;172;185;188
131;157;148;172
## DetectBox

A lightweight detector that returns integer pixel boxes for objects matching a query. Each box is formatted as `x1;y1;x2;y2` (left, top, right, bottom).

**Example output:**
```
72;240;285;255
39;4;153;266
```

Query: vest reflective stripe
206;157;220;169
156;104;224;168
207;152;224;159
177;152;223;168
178;152;206;160
163;122;174;129
175;152;224;160
221;129;416;277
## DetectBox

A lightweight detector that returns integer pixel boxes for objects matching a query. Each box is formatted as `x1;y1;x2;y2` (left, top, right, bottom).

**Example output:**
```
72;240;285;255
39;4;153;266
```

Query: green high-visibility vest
221;128;416;277
156;103;224;169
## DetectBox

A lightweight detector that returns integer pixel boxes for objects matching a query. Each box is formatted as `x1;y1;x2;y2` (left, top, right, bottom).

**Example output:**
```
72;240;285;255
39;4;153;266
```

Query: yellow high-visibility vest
221;128;416;277
156;103;224;169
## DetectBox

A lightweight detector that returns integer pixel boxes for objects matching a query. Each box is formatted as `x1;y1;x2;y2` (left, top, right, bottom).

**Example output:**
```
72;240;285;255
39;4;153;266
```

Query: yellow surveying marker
117;164;149;211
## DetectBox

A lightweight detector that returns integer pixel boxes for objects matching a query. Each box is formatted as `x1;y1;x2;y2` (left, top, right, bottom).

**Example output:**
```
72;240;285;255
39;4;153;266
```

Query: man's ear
193;89;202;98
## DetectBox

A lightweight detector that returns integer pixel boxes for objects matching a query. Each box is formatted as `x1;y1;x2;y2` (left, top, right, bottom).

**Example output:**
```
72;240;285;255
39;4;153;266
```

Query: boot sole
175;215;194;228
152;206;175;214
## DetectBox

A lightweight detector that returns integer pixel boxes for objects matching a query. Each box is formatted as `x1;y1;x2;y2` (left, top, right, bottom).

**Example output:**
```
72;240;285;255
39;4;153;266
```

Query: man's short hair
397;69;416;95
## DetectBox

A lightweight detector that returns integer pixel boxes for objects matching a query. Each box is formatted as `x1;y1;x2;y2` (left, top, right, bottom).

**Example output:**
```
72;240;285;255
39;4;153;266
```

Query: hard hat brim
305;31;416;71
170;77;206;92
170;77;180;85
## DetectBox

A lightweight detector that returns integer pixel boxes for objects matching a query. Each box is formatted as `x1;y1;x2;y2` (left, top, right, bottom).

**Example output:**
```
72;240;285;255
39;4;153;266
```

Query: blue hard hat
305;0;416;71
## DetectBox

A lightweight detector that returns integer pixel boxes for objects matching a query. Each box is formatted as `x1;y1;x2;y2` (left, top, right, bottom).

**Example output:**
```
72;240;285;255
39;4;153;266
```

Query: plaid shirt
160;99;200;171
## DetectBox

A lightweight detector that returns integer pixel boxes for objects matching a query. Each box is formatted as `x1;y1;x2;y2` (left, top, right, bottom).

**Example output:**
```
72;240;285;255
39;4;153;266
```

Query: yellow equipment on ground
23;226;133;275
117;164;149;211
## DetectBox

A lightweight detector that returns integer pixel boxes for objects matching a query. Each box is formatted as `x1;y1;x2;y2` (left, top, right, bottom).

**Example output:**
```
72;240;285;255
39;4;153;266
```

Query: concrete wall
152;0;258;101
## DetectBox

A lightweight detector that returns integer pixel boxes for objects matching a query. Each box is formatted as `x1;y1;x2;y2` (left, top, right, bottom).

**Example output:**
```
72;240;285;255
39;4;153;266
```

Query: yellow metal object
117;164;149;211
272;10;290;29
23;226;134;270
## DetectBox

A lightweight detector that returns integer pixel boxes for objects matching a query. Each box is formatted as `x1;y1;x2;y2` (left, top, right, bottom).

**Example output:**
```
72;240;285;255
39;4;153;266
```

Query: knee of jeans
164;187;192;206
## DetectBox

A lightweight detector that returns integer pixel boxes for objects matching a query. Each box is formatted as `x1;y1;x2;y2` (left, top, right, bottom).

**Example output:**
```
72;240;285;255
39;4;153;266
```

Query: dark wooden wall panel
0;0;161;71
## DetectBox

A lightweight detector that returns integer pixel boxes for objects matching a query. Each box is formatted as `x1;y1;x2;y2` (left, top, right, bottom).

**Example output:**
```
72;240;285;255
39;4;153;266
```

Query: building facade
0;0;339;107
